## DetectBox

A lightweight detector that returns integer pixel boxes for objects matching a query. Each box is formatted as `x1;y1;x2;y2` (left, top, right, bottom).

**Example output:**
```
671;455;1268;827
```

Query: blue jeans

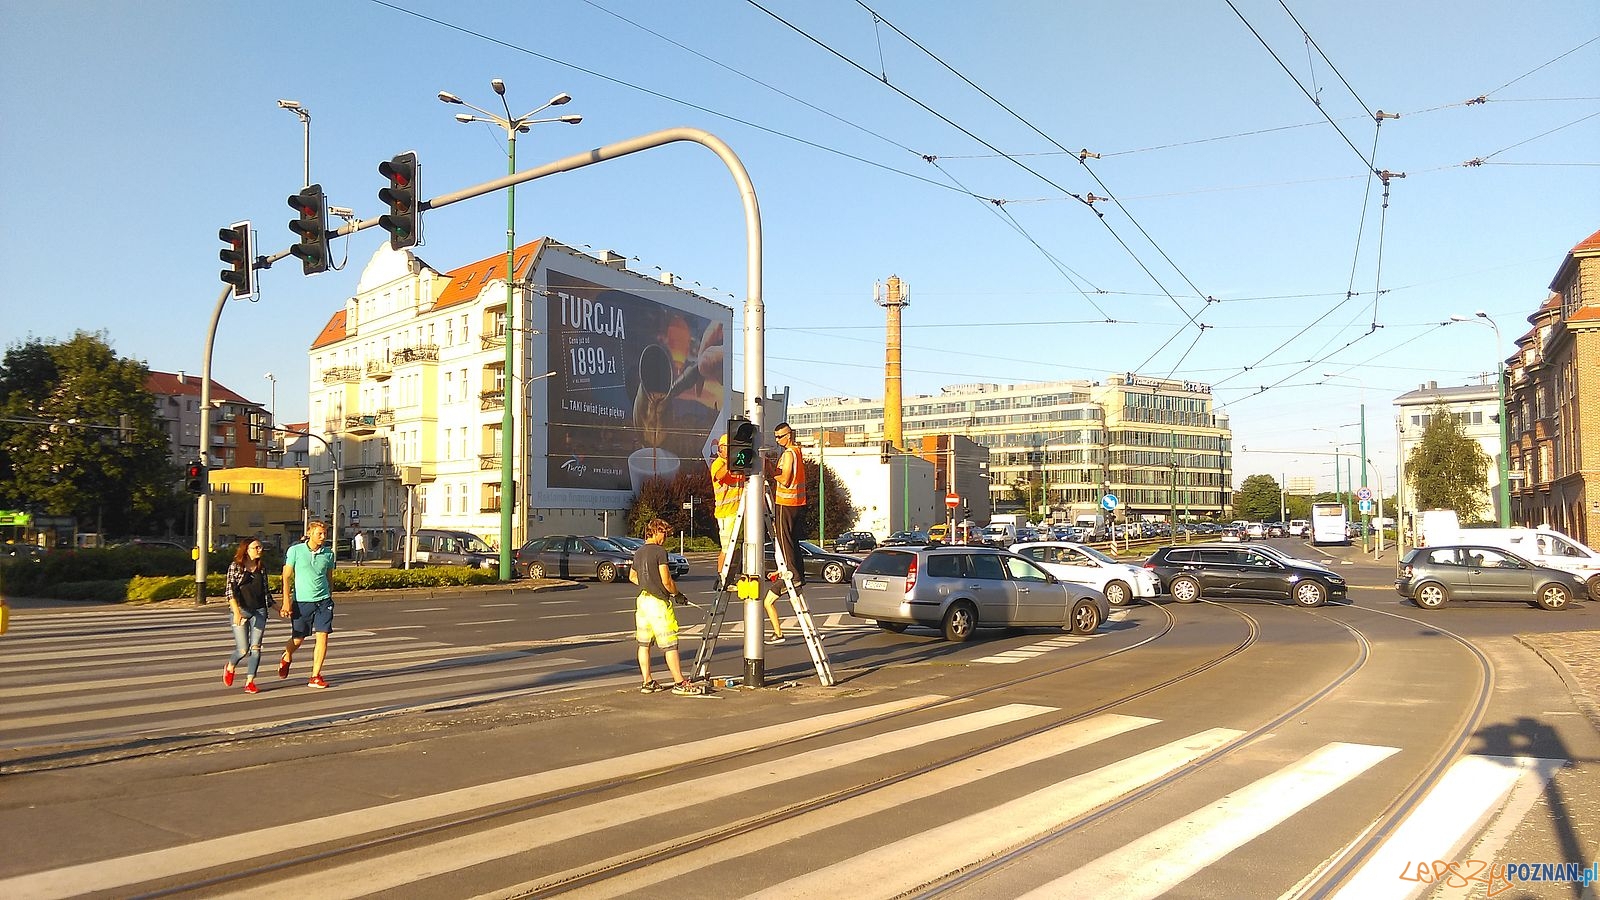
230;609;269;680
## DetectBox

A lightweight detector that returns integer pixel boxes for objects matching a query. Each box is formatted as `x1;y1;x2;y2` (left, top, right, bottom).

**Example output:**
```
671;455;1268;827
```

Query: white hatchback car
1010;541;1160;607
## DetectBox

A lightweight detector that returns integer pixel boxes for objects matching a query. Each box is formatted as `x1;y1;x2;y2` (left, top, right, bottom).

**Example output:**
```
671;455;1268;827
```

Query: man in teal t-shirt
278;520;337;688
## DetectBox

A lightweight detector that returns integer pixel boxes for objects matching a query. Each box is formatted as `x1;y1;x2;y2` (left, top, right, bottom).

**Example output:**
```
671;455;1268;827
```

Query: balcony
344;415;378;435
366;359;392;380
481;499;502;513
480;331;506;350
479;452;502;470
343;463;399;483
392;345;439;365
480;389;505;411
321;366;361;384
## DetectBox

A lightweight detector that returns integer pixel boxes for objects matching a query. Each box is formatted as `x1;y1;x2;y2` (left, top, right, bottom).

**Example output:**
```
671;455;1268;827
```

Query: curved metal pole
195;284;231;605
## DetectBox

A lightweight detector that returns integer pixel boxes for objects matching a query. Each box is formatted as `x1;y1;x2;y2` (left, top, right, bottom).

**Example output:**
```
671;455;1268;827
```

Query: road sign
1101;493;1119;511
1359;498;1373;514
1357;487;1373;501
945;493;960;508
350;507;361;522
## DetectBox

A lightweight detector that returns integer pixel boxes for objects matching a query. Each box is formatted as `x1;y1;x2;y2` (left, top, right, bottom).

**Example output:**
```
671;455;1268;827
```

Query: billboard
544;270;730;493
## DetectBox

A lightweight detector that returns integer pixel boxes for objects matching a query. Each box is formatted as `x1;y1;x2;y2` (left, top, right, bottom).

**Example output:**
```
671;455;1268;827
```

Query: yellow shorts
635;593;679;650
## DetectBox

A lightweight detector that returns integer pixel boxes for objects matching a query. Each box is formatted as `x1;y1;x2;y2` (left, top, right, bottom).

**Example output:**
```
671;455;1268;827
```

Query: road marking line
0;696;948;900
749;727;1245;899
1027;741;1399;899
1327;754;1565;900
454;619;515;626
530;714;1161;898
403;607;448;613
214;703;1058;900
0;632;389;667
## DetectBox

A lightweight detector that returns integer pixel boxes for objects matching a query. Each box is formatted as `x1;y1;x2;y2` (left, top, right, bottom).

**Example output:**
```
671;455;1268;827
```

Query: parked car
608;535;689;577
1265;522;1287;538
390;529;496;569
832;531;878;553
1011;540;1161;607
881;530;930;547
847;544;1109;641
1395;545;1585;611
1143;543;1346;607
765;540;863;585
513;534;633;582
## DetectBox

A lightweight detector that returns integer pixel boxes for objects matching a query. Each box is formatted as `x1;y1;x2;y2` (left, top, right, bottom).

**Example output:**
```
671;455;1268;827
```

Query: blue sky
2;0;1596;493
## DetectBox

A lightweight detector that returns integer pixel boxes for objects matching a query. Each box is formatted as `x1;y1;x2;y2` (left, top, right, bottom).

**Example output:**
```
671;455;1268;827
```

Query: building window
218;505;230;525
251;482;265;495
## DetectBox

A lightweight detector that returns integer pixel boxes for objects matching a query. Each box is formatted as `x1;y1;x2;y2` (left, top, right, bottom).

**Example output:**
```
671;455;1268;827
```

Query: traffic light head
287;184;330;275
727;417;757;474
377;151;421;250
185;461;208;495
218;221;255;299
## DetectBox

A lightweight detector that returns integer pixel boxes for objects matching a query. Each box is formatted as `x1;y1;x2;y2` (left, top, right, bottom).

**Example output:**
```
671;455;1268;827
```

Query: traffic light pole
195;283;232;605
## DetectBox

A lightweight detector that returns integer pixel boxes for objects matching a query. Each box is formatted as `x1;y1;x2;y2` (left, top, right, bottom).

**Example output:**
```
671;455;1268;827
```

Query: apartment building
1394;380;1503;525
145;371;271;470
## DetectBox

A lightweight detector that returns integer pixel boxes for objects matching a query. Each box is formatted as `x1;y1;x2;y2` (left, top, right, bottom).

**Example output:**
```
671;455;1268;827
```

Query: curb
1515;633;1600;737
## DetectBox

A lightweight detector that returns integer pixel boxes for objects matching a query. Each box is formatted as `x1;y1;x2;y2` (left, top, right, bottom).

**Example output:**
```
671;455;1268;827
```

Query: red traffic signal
185;461;208;495
287;184;330;275
218;222;255;299
377;151;421;250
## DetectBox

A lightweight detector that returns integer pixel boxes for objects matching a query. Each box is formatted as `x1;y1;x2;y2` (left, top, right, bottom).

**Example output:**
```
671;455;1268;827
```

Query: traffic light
377;151;421;250
185;461;208;495
727;417;757;474
287;184;331;275
218;221;255;299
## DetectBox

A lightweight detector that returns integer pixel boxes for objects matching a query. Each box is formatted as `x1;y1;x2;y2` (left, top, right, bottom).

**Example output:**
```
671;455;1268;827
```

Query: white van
1288;519;1310;538
982;522;1017;547
1461;526;1600;600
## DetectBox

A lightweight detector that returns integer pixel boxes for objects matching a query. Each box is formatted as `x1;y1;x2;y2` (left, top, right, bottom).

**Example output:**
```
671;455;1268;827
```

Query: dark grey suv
1144;543;1346;607
847;545;1109;642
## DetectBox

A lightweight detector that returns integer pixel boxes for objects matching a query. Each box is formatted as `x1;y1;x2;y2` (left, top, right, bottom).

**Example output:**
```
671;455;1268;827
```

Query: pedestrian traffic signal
185;461;208;495
377;151;421;250
218;221;255;299
287;184;330;275
727;417;757;475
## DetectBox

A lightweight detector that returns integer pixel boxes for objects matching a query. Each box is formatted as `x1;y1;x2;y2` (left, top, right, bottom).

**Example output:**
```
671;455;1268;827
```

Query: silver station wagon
847;545;1109;642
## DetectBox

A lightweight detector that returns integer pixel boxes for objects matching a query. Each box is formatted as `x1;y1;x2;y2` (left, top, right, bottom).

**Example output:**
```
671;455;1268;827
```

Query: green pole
499;128;517;581
1360;402;1369;552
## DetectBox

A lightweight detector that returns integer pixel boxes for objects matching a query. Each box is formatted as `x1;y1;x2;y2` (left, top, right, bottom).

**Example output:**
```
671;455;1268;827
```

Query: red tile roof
1574;227;1600;253
433;239;544;311
1567;305;1600;323
145;371;252;404
310;309;347;350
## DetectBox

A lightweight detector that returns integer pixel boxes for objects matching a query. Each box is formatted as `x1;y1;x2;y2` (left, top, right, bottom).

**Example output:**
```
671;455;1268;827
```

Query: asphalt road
2;539;1596;898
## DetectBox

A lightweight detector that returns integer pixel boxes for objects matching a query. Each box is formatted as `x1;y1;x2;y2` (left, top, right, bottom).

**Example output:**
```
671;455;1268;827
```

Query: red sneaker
223;666;235;687
244;682;259;694
307;675;329;689
277;656;291;679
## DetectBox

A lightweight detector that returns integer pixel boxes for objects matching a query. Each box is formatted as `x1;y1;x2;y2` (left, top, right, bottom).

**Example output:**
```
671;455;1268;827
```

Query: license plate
863;578;888;590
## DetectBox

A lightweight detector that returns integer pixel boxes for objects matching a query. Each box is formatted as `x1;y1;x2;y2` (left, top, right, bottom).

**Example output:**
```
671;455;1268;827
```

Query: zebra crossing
971;607;1131;663
0;606;609;755
0;686;1564;899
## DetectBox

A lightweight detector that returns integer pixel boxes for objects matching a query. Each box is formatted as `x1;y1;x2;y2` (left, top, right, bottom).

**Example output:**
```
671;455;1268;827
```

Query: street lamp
1449;312;1510;526
276;99;311;187
264;372;277;463
439;81;581;580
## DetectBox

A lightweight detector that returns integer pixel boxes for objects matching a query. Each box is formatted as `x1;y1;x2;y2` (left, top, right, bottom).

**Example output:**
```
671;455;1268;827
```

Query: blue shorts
291;598;335;638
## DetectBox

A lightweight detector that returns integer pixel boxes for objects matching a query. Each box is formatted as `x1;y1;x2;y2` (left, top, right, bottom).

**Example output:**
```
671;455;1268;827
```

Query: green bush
28;566;503;602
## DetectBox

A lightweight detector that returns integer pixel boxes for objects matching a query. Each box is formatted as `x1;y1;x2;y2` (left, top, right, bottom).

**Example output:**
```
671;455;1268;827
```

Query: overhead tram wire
844;0;1218;340
1276;0;1379;120
581;0;1114;320
368;0;978;199
1480;33;1600;99
744;0;1209;333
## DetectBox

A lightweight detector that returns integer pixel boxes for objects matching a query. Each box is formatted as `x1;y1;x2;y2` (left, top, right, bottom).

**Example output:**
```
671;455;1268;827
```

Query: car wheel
1587;574;1600;602
1069;599;1103;635
527;562;546;580
1103;579;1131;607
1536;583;1572;611
1170;575;1200;604
942;601;978;642
1413;582;1448;610
876;620;909;633
597;562;620;583
823;561;847;584
1293;580;1328;608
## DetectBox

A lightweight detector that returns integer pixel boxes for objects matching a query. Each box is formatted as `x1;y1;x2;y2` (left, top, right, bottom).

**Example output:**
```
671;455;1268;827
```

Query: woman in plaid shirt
222;538;274;694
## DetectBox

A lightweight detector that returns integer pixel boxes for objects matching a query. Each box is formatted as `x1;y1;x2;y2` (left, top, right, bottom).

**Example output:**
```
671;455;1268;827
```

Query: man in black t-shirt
628;518;696;695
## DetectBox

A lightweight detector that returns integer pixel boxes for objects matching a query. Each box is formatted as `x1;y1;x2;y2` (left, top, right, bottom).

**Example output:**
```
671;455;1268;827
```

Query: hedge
7;565;506;603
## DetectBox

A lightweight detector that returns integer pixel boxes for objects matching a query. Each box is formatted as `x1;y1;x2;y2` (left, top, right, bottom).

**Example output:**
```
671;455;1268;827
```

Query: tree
0;332;173;535
1407;402;1490;522
1231;474;1283;521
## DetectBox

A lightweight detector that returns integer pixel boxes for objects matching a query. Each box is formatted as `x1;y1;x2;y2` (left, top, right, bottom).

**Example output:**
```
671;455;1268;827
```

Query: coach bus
1310;502;1349;546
